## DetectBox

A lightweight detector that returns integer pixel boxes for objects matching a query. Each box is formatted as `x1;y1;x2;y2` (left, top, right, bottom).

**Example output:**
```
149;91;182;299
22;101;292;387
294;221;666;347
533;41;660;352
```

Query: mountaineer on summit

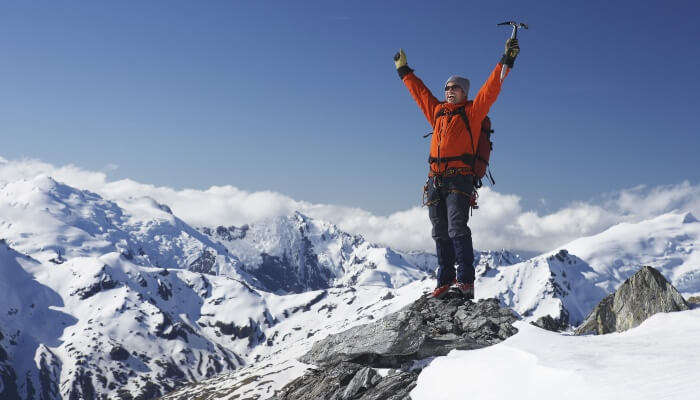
394;38;520;299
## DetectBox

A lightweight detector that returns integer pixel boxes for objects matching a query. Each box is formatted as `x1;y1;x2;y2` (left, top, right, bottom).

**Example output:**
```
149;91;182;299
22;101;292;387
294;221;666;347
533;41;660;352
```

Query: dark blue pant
425;174;475;286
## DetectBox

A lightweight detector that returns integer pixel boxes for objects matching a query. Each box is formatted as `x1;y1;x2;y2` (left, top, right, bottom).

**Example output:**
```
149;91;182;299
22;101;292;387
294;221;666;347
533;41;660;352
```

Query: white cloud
0;157;697;254
612;182;700;219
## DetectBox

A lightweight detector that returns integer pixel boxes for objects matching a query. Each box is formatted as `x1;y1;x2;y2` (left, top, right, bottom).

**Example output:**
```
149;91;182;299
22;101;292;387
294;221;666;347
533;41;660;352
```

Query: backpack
473;115;495;187
424;104;496;188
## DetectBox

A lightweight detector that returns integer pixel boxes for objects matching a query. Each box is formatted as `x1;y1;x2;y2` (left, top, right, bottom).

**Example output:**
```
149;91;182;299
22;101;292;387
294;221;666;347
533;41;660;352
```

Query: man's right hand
393;49;407;69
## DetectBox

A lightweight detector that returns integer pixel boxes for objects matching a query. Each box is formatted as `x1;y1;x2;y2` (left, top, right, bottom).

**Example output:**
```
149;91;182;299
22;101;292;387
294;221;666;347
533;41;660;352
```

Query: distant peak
682;212;698;224
292;210;310;221
143;196;174;215
32;174;59;189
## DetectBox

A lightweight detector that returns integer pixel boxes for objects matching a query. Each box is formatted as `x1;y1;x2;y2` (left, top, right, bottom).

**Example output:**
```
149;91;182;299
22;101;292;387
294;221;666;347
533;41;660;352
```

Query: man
394;38;520;299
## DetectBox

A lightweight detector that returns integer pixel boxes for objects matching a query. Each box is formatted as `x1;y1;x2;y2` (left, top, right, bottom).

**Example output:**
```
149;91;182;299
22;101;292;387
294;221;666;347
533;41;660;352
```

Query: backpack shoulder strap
456;107;477;160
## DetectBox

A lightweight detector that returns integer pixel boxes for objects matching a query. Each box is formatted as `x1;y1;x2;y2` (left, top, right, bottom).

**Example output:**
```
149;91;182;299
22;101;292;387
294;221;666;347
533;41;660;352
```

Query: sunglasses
444;85;463;92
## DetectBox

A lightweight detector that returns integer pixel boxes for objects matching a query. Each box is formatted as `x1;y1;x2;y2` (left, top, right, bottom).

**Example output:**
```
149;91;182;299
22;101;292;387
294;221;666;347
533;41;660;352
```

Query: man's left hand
502;38;520;68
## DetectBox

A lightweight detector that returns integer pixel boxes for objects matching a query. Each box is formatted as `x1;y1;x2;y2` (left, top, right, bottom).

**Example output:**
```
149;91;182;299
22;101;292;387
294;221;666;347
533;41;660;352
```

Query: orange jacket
402;63;505;174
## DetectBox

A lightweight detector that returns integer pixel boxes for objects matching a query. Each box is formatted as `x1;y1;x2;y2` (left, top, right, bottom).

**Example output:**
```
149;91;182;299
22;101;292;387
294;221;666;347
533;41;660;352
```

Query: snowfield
412;308;700;400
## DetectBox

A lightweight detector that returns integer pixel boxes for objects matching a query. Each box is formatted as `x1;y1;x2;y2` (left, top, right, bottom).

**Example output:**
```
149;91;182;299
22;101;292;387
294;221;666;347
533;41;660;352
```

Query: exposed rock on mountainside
0;325;20;400
270;362;418;400
531;314;569;332
275;294;518;399
299;294;518;368
575;266;690;335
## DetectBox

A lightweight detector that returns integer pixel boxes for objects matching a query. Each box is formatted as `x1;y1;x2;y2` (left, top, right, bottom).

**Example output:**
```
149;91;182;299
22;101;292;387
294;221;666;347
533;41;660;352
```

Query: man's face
445;84;466;104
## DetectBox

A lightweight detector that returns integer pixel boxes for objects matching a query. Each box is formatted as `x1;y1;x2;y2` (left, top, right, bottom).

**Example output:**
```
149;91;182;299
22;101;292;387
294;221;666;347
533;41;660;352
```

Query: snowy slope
473;211;700;325
0;240;257;399
412;308;700;400
563;212;700;295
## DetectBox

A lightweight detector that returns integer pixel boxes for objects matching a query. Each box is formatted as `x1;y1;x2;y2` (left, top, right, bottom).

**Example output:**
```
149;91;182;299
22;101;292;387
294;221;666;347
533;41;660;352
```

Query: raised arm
394;49;441;127
468;62;504;125
468;38;520;124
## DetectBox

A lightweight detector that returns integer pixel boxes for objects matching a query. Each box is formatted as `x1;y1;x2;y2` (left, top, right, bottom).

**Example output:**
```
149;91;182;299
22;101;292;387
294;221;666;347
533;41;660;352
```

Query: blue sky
1;0;698;215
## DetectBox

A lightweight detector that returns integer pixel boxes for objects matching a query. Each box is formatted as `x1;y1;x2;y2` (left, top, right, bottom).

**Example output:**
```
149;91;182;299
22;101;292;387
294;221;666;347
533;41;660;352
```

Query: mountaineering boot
431;279;457;299
454;282;474;299
431;284;451;299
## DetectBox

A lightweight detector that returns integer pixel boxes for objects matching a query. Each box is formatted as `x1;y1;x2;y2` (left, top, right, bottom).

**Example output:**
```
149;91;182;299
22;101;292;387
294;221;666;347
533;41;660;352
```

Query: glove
393;49;407;69
501;38;520;68
393;48;413;79
505;38;520;58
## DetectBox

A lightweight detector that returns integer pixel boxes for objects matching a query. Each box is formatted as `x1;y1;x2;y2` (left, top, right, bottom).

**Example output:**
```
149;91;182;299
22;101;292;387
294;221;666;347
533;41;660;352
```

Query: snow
473;211;700;325
412;308;700;400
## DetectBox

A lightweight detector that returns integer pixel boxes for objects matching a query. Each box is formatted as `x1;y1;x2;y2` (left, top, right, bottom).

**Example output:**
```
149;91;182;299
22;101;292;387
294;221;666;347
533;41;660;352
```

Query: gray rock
575;266;690;335
299;294;518;369
687;296;700;304
270;362;362;400
270;362;417;400
342;367;382;399
531;314;568;332
109;346;130;361
682;212;697;224
346;368;417;400
276;294;517;400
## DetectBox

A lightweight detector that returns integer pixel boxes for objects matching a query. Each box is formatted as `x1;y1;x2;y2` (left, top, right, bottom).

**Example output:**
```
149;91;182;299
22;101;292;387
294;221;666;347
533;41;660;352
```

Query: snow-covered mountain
199;212;431;293
0;175;447;399
475;211;700;325
0;175;246;278
1;173;698;400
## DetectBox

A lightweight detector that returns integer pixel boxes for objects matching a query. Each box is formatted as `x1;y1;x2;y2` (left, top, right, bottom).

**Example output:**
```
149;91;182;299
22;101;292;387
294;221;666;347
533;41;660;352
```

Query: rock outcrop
299;294;518;368
531;314;569;332
575;266;689;335
272;293;518;399
271;362;418;400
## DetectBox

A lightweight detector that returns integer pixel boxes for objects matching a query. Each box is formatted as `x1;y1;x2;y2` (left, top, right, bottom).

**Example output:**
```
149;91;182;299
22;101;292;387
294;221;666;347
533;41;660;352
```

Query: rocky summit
299;293;518;369
270;362;418;400
273;294;518;399
575;266;690;335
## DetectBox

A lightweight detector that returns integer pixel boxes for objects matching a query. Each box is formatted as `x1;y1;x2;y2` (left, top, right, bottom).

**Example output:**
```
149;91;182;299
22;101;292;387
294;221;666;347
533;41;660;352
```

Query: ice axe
498;21;528;80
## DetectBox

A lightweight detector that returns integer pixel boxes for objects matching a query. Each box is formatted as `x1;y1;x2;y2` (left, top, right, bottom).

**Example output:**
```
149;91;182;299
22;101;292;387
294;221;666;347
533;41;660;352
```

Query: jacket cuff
397;65;413;79
500;54;514;69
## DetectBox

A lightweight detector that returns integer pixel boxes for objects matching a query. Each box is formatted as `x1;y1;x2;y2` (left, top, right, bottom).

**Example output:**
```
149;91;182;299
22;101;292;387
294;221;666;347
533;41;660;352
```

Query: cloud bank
1;157;697;253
